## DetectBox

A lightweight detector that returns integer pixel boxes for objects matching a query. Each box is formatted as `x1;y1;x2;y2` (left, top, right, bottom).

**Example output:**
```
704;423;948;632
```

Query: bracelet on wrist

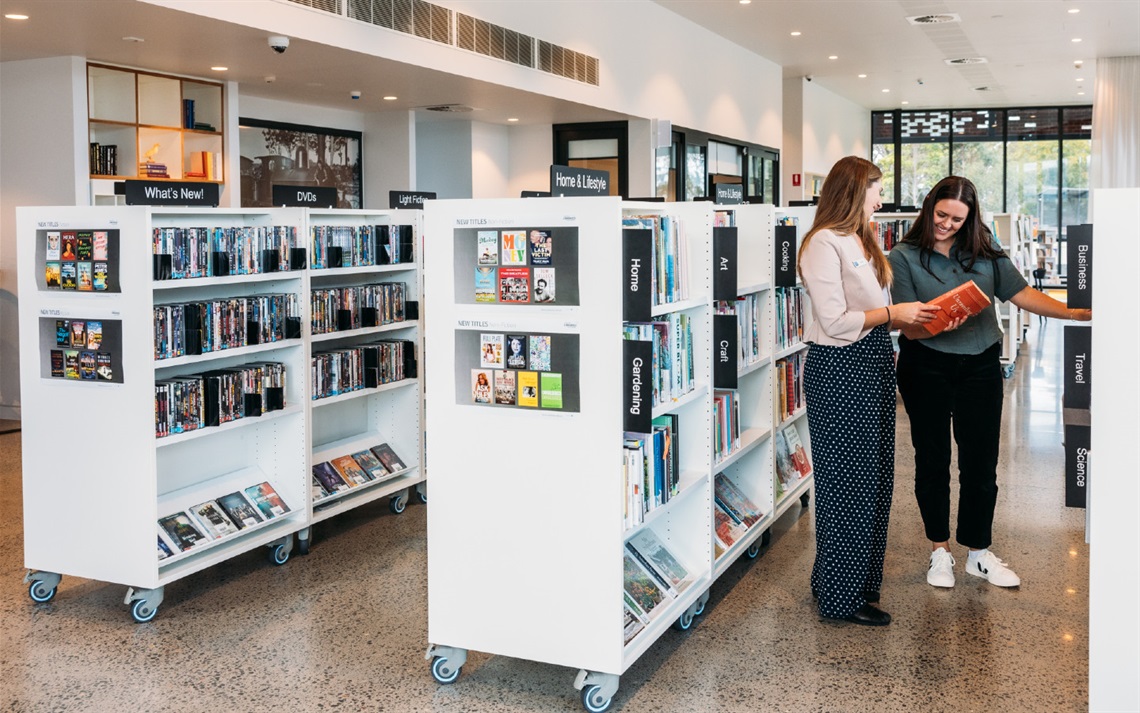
885;305;891;324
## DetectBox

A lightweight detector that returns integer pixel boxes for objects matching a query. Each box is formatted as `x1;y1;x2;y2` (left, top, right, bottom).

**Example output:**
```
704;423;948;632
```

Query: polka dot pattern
804;325;896;619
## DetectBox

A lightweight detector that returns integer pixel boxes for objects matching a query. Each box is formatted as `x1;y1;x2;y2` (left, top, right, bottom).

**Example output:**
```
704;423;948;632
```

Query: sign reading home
622;228;653;322
273;184;337;208
389;190;436;209
550;165;610;197
124;180;219;207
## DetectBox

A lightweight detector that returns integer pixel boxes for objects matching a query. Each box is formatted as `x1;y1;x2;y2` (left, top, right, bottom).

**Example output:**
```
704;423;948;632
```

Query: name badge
851;258;867;268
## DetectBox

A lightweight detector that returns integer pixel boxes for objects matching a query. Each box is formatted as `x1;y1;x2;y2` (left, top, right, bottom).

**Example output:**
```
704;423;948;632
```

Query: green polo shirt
888;242;1028;355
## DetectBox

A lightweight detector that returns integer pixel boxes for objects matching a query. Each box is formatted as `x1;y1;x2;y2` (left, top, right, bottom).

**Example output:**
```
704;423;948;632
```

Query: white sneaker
927;547;956;588
966;549;1021;587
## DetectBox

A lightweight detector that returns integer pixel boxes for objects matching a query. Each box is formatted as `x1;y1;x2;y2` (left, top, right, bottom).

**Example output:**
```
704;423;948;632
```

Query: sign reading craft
549;165;610;197
124;180;219;207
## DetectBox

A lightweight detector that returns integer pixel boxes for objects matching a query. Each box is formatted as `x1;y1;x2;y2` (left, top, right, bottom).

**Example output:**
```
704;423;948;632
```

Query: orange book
923;279;991;336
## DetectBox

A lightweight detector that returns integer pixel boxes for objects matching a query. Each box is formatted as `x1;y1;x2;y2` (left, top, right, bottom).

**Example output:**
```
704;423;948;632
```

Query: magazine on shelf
623;600;647;644
500;230;527;265
528;335;551;372
528;229;552;266
351;450;390;480
517;371;538;407
623;549;672;619
157;531;175;560
370;443;407;473
480;333;504;368
504;334;528;369
158;512;210;552
312;474;329;501
498;267;530;303
243;482;290;519
627;529;693;594
494;369;517;405
330;455;370;486
713;473;765;528
189;499;241;539
773;429;799;493
471;369;493;404
713;500;747;550
782;422;812;478
216;491;264;529
474;266;497;303
532;267;555;303
476;230;498;265
313;461;350;495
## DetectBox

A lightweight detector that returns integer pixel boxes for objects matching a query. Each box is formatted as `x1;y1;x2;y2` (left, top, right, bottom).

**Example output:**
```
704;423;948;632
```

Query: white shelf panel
737;281;772;297
309;263;416;278
773;473;813;518
155;403;303;448
737;357;770;379
714;426;771;472
155;338;302;369
158;515;300;585
311;468;423;525
775;406;807;433
624;470;708;540
651;296;710;317
620;572;713;667
152;271;304;291
651;384;708;419
773;341;808;361
310;377;418;408
311;320;415;343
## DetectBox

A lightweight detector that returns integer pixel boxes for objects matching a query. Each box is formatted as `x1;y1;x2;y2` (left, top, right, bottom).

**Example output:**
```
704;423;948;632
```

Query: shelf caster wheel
693;596;707;617
746;541;762;559
270;543;290;566
672;608;694;632
581;685;613;713
431;656;461;685
28;579;57;603
415;485;427;505
297;538;310;556
390;494;407;515
800;491;810;508
1002;364;1015;379
761;529;772;547
131;599;159;623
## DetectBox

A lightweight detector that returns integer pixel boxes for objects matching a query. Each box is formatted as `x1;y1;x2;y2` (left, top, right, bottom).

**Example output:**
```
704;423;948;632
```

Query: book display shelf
17;206;424;622
991;212;1030;376
423;198;814;712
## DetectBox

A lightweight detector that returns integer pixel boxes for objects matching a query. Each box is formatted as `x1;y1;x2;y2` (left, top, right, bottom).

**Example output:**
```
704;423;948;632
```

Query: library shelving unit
423;197;715;712
18;206;307;622
304;209;425;550
991;212;1028;376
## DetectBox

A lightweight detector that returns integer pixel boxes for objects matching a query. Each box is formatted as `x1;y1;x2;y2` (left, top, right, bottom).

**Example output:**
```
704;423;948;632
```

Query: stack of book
140;161;169;178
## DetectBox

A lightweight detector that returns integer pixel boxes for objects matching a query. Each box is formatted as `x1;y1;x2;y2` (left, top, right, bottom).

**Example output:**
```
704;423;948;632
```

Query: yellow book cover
518;371;538;407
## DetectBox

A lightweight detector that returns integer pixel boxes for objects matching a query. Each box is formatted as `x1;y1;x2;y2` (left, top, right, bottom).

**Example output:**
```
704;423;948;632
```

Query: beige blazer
799;228;889;346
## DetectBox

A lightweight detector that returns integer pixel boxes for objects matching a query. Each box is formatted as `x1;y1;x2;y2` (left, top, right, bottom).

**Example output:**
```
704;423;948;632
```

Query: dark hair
799;156;891;287
901;176;1006;280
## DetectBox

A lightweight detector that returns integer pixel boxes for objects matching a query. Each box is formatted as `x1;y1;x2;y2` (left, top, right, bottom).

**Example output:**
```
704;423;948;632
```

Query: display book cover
922;279;991;336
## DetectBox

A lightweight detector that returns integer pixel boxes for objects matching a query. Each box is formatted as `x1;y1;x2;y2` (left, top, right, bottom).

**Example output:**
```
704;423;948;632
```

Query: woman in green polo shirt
889;176;1091;591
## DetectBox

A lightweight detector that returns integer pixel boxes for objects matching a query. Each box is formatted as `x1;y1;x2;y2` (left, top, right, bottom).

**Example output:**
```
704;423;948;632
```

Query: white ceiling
1;0;1137;123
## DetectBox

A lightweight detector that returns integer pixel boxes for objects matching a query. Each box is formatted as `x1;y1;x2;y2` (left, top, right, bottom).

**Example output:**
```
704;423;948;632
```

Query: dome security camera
268;35;290;54
806;75;814;82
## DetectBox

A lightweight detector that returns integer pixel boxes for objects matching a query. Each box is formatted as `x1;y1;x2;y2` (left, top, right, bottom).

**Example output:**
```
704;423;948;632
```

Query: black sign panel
1067;223;1093;309
774;224;798;287
1064;424;1090;508
124;180;219;207
521;190;552;198
715;183;743;205
1063;325;1091;410
389;190;436;209
713;227;738;301
713;314;738;389
273;184;337;208
550;165;610;196
623;229;653;322
623;339;653;433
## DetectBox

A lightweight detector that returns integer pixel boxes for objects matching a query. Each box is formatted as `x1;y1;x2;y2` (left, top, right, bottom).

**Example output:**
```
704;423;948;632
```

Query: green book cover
540;372;562;409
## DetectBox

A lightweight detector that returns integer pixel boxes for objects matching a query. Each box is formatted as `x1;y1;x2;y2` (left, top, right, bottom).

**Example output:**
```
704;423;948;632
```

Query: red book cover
922;279;992;336
498;267;530;303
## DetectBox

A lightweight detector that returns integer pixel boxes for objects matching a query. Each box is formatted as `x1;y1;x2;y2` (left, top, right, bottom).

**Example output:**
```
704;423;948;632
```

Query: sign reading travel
550;165;610;197
389;190;436;209
1067;223;1092;310
124;180;219;207
1063;325;1091;411
774;224;798;287
713;226;738;301
273;184;337;208
715;183;743;205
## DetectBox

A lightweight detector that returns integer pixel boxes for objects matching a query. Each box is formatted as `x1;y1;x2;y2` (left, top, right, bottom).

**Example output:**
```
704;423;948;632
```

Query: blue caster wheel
390;495;407;514
581;685;612;713
672;608;694;631
747;541;762;559
431;656;461;684
270;543;290;566
28;579;57;603
131;599;158;623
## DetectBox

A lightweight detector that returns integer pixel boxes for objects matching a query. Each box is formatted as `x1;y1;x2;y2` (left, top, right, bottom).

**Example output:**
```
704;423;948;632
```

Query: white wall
782;78;805;205
506;124;553;198
802;80;870;173
0;56;89;419
470;122;510;199
365;110;417;205
416;121;473;199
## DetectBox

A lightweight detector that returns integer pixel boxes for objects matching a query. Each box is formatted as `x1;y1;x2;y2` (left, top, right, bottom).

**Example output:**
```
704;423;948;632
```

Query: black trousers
804;326;896;619
896;337;1004;549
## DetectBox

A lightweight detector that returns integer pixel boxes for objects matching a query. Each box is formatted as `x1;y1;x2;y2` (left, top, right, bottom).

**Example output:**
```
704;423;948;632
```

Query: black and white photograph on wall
239;118;362;209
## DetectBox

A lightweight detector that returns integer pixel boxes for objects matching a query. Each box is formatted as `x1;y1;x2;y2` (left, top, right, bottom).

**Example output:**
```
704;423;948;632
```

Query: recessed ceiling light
122;36;144;42
739;0;751;4
1068;7;1080;13
1072;37;1082;43
211;66;228;71
882;88;890;93
790;31;802;36
4;13;29;20
1075;60;1084;65
858;74;867;78
507;118;519;122
383;96;398;101
828;55;838;60
1075;77;1083;81
901;101;910;105
1077;91;1086;95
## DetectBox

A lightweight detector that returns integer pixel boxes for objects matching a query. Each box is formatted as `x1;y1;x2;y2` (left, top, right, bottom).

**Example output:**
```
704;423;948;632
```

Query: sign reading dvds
774;224;798;287
124;180;219;207
550;165;610;197
715;183;743;205
273;184;337;208
623;339;653;433
713;314;738;389
1063;325;1091;410
390;190;436;209
713;226;738;301
1067;223;1092;310
622;228;653;322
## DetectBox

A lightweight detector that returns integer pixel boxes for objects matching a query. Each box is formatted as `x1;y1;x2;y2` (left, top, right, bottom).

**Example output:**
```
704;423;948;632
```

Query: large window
951;109;1004;211
1007;109;1061;240
1061;107;1092;231
899;111;950;207
871;112;896;203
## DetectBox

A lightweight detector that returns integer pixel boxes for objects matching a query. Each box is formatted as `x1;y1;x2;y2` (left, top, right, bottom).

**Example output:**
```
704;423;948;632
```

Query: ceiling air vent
906;13;961;25
946;57;988;65
423;104;475;113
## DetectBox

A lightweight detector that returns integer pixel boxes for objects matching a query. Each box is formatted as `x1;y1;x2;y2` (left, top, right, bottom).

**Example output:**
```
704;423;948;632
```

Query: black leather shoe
835;604;891;626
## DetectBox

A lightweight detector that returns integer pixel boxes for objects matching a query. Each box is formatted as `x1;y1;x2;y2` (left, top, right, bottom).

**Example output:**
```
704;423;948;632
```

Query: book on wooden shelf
922;279;991;336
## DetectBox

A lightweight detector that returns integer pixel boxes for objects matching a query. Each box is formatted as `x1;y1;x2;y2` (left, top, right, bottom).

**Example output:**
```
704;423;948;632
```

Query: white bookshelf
991;212;1029;375
17;206;425;621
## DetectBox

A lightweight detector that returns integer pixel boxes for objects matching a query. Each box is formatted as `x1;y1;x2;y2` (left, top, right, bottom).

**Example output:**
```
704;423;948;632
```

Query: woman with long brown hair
798;156;938;625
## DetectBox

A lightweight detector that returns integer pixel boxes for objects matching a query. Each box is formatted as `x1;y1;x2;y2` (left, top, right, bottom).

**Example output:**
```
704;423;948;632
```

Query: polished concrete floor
0;319;1088;712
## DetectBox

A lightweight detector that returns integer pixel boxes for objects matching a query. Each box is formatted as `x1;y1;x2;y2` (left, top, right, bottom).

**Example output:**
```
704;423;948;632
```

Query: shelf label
774;224;798;287
623;339;653;433
622;229;652;322
390;190;436;209
713;314;738;389
274;185;337;208
550;165;609;197
1066;223;1092;310
124;180;219;207
1063;325;1091;410
713;227;738;301
715;183;743;205
1064;424;1089;508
